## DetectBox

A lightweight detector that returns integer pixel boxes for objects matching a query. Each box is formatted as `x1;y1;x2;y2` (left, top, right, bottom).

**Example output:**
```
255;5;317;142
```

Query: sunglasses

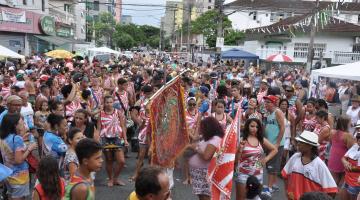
188;103;196;106
286;90;294;92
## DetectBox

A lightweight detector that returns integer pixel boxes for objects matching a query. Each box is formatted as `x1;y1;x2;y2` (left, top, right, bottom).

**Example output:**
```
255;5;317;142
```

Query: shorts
234;172;263;184
266;146;284;174
5;182;30;198
101;137;124;151
343;183;360;196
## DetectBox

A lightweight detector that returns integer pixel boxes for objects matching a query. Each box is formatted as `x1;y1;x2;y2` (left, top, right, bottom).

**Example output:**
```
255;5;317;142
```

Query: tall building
163;1;179;38
121;15;132;25
114;0;122;23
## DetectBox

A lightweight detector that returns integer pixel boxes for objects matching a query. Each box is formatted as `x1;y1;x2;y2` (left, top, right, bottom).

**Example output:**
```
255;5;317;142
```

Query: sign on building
216;37;224;48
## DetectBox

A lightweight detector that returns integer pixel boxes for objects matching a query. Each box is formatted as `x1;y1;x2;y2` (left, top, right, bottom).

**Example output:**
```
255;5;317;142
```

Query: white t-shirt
21;102;34;129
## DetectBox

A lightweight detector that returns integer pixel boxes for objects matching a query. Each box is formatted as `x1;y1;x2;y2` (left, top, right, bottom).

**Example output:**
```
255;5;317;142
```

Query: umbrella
45;49;74;59
266;54;293;62
0;45;24;59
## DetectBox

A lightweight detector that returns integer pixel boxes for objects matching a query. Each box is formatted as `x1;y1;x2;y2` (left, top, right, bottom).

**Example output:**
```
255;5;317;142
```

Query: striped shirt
99;110;124;138
236;140;264;176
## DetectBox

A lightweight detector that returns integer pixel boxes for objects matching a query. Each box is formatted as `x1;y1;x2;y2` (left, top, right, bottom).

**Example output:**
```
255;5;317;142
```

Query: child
65;138;103;200
246;175;262;200
33;156;66;200
64;128;85;183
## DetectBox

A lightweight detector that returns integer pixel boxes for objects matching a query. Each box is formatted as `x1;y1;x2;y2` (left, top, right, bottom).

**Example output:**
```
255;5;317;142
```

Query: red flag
208;109;240;200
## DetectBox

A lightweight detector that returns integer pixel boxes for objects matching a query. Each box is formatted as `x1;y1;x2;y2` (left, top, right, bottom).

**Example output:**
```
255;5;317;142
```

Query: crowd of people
0;52;359;200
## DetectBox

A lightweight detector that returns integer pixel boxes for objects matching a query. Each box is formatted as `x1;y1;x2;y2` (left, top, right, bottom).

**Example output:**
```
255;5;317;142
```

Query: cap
210;72;218;79
142;85;153;93
263;95;278;104
199;86;209;95
261;79;268;85
8;66;15;71
40;74;49;82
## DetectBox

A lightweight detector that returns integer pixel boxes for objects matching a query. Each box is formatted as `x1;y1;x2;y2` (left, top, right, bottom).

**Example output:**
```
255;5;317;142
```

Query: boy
65;138;103;200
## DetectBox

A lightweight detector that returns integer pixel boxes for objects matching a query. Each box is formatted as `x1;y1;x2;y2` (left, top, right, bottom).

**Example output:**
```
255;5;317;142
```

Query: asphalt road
94;152;287;200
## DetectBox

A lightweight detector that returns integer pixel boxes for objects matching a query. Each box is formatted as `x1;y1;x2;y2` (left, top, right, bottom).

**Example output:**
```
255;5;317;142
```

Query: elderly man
0;95;22;124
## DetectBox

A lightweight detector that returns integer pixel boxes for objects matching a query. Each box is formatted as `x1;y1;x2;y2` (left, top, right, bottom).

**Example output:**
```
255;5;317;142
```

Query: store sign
1;10;25;22
0;7;41;34
56;26;73;37
40;16;56;36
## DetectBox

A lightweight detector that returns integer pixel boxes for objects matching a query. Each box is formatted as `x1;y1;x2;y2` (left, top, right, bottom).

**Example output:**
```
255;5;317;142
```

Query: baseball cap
263;95;278;104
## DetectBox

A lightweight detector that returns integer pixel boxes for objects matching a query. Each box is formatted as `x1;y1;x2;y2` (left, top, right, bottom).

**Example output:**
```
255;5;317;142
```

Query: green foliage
224;29;245;45
113;31;135;50
91;12;116;47
191;10;232;47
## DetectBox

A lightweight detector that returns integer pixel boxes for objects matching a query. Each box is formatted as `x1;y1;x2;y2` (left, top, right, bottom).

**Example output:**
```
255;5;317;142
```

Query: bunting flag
149;75;190;167
208;109;240;200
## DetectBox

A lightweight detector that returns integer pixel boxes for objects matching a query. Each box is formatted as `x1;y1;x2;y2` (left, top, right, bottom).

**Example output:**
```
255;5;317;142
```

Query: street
95;152;287;200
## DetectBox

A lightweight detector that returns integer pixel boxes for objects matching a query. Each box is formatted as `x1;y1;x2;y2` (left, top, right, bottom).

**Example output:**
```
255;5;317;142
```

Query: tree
113;31;135;50
224;29;245;45
92;12;116;47
191;10;232;48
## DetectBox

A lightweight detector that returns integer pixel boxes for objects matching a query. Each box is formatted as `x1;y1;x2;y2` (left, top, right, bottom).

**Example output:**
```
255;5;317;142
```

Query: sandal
114;179;126;186
107;179;113;187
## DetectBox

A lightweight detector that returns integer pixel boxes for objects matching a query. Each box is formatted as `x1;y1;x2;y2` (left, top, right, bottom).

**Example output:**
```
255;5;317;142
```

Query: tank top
65;174;94;200
99;110;124;138
313;123;330;161
302;114;317;132
265;109;284;146
34;178;65;200
236;140;264;176
288;96;298;116
212;112;227;131
284;117;291;138
328;130;348;173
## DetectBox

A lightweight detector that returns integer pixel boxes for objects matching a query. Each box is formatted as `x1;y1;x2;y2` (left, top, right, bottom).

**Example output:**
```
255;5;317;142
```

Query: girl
314;110;331;161
34;100;50;155
328;116;355;186
282;131;338;200
98;95;128;187
341;132;360;200
235;118;277;200
0;113;37;200
212;99;232;131
64;128;85;183
243;96;262;121
33;156;65;200
188;117;224;200
279;99;296;167
42;114;68;169
302;99;317;132
71;109;99;141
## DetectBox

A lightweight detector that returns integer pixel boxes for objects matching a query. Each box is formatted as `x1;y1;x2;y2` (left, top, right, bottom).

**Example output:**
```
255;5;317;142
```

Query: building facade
121;15;132;25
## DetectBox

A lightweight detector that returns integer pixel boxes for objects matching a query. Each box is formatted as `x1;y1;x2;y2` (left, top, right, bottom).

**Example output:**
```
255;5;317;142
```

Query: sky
121;0;236;27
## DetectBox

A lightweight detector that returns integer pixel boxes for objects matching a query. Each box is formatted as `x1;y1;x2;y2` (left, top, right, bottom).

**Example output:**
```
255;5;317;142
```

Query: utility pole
216;0;224;62
306;0;319;73
187;2;193;62
172;5;177;52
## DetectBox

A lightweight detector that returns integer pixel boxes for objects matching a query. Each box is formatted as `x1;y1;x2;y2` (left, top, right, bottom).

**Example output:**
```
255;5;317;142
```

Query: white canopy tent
311;61;360;81
88;47;120;55
0;45;24;59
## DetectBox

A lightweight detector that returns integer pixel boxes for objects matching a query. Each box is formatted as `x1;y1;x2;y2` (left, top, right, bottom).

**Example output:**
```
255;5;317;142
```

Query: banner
149;76;189;167
208;109;240;200
2;9;26;23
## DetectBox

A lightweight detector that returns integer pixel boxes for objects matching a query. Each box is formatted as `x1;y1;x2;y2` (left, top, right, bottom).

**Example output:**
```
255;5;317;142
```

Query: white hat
295;131;319;147
355;120;360;128
8;66;15;71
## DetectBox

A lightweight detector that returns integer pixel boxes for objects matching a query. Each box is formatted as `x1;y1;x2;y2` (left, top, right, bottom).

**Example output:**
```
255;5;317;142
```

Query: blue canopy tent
221;48;259;59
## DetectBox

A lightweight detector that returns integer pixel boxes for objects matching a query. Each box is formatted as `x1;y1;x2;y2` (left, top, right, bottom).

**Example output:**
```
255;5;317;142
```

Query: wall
228;10;275;31
0;32;25;53
15;0;49;14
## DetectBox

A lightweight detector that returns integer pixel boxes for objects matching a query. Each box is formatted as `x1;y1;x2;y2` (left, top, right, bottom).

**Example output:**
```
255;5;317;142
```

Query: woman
341;132;360;200
188;117;224;200
33;156;65;200
282;131;338;200
314;110;331;161
243;96;262;121
302;99;317;132
235;118;277;200
34;100;50;155
328;116;355;186
0;113;37;200
98;95;128;187
279;99;296;167
42;114;68;170
316;99;335;130
212;99;232;131
71;109;99;141
63;128;85;183
346;95;360;135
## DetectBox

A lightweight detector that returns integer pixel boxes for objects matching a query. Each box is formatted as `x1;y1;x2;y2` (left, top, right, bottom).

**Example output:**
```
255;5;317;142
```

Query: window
23;0;26;5
209;0;212;2
93;1;99;11
294;43;326;58
93;15;99;22
64;4;70;12
208;6;212;9
358;14;360;23
253;11;257;20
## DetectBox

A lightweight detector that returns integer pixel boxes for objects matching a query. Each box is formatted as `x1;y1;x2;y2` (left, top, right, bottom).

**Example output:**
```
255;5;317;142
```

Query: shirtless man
25;71;37;106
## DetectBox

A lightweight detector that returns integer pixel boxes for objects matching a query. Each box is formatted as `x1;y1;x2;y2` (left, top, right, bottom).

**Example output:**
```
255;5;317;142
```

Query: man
0;75;12;101
19;91;35;131
284;85;304;127
262;95;285;197
128;166;171;200
0;95;22;124
35;85;50;111
24;70;37;105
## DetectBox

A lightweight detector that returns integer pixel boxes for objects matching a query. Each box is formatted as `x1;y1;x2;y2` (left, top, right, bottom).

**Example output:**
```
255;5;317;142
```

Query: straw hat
295;131;320;147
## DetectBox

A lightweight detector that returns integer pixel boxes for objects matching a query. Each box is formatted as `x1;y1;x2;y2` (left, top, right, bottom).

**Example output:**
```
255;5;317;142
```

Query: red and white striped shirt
236;140;264;176
186;110;198;130
65;101;81;122
0;85;11;101
100;110;124;138
313;123;330;161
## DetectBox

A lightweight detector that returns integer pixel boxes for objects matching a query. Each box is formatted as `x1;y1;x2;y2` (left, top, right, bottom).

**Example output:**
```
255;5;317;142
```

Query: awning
34;35;75;46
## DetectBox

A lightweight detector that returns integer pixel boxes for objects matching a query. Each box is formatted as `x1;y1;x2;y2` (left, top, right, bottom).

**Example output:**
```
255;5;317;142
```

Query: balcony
49;7;75;25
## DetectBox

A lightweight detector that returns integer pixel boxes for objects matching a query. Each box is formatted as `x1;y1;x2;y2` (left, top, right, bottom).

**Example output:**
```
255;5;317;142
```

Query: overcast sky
122;0;236;27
